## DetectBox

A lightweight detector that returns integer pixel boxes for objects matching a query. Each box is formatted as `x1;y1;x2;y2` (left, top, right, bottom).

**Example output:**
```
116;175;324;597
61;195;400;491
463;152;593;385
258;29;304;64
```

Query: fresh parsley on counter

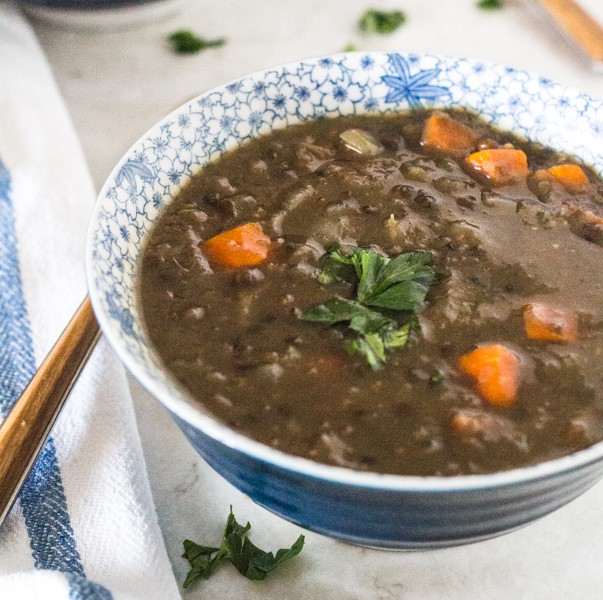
168;30;226;55
182;507;305;588
477;0;503;10
301;245;435;369
359;9;407;34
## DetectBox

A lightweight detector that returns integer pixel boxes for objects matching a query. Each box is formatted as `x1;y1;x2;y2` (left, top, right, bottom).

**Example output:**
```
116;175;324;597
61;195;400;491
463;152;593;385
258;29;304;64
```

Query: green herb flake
301;246;435;369
359;9;406;34
182;507;304;588
168;29;226;55
429;371;444;386
301;298;391;331
343;43;359;52
347;321;414;368
477;0;503;10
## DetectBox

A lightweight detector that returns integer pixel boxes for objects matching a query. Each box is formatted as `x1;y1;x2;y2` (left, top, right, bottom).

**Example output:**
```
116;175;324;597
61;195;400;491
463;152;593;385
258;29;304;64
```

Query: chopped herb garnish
343;43;359;52
168;29;226;55
429;371;444;386
359;9;406;34
301;246;435;368
302;297;415;369
182;507;304;588
328;245;434;310
348;320;414;369
302;297;393;331
477;0;503;10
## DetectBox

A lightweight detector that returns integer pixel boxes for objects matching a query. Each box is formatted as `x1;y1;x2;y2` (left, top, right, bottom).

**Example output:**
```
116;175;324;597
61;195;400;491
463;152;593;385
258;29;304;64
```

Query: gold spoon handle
0;296;100;524
537;0;603;64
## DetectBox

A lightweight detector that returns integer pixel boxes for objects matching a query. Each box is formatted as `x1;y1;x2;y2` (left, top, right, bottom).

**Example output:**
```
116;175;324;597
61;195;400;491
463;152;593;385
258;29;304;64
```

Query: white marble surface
29;1;603;597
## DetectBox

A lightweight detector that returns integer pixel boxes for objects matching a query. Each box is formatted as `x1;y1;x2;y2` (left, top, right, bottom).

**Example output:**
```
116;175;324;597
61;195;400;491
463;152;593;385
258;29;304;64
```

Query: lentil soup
139;109;603;476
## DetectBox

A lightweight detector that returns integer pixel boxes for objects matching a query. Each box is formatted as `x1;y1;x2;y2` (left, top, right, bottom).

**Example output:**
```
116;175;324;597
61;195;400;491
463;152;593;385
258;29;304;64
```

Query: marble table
30;1;603;597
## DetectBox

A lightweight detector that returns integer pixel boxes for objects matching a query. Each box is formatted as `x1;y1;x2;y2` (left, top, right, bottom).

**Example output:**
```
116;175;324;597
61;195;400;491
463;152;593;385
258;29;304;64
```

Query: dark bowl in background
19;0;187;28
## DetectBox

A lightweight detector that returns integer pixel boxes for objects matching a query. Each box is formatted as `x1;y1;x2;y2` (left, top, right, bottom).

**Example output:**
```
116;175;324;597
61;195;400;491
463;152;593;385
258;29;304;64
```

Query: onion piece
339;128;382;156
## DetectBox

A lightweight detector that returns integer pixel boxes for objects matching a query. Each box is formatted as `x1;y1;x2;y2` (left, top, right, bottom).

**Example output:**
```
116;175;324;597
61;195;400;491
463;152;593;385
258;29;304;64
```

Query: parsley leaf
348;320;413;368
477;0;503;10
359;9;406;34
348;332;386;368
182;540;222;586
301;298;393;333
168;30;226;55
317;250;357;285
301;298;415;368
227;530;306;580
301;246;435;368
325;246;435;310
182;507;304;588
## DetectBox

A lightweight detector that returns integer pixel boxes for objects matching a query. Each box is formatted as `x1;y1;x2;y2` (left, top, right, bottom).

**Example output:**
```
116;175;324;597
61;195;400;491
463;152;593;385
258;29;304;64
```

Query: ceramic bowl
20;0;188;30
86;52;603;549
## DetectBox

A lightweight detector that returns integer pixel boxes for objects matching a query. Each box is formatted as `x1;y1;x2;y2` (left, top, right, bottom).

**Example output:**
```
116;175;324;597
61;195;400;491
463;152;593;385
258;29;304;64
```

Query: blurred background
27;0;603;191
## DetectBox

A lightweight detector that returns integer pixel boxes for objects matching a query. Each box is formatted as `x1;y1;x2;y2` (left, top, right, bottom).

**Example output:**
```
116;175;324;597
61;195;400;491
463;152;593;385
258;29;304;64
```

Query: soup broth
140;110;603;476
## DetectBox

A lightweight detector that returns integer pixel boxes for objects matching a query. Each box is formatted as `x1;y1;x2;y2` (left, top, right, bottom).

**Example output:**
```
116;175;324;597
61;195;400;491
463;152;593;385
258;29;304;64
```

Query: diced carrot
458;344;519;407
421;112;477;156
465;148;529;185
202;222;271;269
523;303;578;342
547;164;590;194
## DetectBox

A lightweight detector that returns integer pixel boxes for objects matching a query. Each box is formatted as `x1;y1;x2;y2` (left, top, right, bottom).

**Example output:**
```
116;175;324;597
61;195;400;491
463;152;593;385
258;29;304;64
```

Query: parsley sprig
359;9;407;34
327;245;434;310
182;507;305;588
302;246;435;369
477;0;503;10
168;30;226;55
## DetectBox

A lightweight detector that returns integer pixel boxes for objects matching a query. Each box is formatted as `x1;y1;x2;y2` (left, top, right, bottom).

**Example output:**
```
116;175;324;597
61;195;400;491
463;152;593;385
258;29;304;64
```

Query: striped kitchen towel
0;4;180;599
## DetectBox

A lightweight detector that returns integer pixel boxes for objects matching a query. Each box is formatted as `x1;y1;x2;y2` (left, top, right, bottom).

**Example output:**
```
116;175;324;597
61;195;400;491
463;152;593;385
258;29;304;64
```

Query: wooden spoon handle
0;297;100;524
538;0;603;63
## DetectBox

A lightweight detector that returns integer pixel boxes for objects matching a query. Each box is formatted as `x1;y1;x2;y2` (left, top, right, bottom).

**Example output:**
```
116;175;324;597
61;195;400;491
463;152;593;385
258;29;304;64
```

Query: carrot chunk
547;164;590;194
523;303;578;342
458;344;519;407
465;148;528;185
202;222;271;269
421;112;477;156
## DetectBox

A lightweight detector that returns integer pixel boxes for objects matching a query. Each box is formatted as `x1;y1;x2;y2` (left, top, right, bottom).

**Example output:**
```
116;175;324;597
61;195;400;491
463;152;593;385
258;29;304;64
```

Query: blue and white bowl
86;52;603;549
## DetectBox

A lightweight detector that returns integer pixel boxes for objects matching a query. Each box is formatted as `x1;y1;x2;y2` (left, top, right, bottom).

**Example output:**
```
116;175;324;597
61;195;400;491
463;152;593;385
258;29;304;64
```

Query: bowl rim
86;50;603;493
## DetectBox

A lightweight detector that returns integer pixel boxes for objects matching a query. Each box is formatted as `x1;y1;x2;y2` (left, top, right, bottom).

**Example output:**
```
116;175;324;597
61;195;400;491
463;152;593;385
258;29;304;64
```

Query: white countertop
30;1;603;598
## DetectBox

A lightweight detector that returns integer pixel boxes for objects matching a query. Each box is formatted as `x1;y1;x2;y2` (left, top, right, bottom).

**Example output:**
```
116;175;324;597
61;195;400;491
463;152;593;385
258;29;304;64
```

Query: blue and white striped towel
0;4;180;598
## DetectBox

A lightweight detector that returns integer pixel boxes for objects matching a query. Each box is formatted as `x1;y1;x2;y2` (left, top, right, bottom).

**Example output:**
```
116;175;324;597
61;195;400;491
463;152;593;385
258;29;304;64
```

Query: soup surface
140;110;603;476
